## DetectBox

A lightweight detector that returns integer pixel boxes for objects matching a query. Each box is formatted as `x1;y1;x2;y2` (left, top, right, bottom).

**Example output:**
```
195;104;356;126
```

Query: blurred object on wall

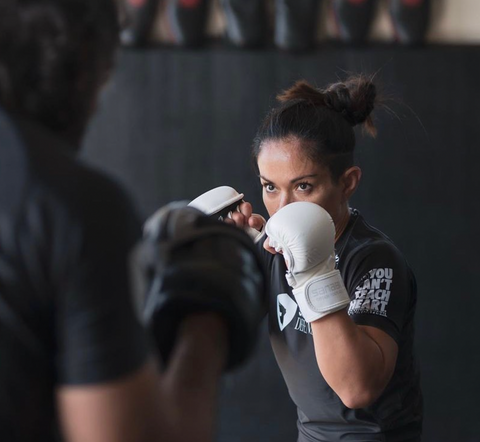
274;0;322;52
166;0;211;47
122;0;480;48
331;0;378;45
389;0;431;45
221;0;267;48
120;0;161;47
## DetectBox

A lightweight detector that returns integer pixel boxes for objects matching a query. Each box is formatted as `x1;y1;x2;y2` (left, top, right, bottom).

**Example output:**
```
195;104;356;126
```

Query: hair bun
324;76;377;136
277;80;324;105
276;75;377;137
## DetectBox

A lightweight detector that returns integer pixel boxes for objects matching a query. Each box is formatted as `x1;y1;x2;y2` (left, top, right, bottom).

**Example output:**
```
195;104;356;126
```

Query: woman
231;75;423;441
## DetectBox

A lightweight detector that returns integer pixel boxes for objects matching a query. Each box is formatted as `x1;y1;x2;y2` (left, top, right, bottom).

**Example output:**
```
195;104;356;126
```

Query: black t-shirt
260;209;423;442
0;109;150;441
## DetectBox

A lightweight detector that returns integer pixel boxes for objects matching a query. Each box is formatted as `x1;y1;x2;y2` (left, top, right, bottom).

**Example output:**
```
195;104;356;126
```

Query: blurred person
0;1;264;441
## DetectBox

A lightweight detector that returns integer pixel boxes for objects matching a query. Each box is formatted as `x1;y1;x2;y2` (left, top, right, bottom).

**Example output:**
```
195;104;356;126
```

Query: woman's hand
227;200;275;254
225;201;266;244
262;236;278;256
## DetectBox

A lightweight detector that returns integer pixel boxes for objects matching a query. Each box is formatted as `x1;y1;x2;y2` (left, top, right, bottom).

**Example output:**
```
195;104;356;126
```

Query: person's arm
264;224;398;407
156;313;228;441
58;201;263;442
310;311;398;409
265;202;409;409
58;313;227;442
54;185;262;442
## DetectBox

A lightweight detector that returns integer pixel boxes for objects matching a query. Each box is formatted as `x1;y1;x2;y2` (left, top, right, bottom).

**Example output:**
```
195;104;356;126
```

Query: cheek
306;187;343;217
262;191;276;217
317;190;343;219
304;188;331;207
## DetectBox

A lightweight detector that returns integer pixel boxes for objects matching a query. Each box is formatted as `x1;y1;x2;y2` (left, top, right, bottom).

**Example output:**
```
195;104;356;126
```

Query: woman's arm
310;310;398;409
264;202;404;409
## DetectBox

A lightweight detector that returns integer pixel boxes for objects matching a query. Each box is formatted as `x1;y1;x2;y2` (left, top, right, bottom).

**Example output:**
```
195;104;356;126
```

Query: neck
334;206;351;243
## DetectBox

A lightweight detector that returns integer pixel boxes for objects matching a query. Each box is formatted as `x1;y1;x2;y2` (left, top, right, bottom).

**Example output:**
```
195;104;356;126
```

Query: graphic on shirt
277;293;298;331
294;310;313;335
348;268;393;317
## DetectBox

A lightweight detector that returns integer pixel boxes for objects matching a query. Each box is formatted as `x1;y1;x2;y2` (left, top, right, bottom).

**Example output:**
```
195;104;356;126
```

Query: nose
276;192;293;213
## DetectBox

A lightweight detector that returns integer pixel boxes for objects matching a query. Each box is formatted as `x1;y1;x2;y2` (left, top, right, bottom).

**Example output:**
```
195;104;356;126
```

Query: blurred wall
149;0;480;45
83;45;480;442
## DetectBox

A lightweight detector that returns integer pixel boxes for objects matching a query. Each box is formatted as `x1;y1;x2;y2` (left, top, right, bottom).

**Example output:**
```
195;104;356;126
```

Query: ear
339;166;362;202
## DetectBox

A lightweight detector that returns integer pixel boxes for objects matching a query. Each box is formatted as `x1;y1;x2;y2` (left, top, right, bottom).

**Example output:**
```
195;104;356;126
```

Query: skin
232;137;398;409
58;313;227;442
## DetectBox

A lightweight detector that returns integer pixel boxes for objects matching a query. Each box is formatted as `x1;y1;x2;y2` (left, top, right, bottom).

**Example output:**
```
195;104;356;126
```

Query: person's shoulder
15;118;139;226
338;210;413;284
342;209;404;260
0;109;30;210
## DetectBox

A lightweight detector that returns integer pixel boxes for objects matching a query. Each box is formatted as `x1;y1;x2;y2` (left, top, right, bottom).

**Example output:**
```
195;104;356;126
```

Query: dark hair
252;75;377;182
0;0;120;145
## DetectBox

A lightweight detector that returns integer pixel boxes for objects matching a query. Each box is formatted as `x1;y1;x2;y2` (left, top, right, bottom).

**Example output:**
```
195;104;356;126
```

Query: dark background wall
82;45;480;442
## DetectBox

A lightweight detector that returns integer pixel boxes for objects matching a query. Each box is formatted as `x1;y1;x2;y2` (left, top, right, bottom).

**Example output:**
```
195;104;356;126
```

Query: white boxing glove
265;202;350;323
188;186;266;243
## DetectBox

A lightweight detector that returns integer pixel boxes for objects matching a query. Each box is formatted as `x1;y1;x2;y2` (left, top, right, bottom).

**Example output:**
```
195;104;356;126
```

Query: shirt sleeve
343;240;415;344
54;177;150;385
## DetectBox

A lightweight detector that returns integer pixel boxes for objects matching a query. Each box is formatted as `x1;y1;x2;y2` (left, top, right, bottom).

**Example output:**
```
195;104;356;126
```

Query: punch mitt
133;202;266;371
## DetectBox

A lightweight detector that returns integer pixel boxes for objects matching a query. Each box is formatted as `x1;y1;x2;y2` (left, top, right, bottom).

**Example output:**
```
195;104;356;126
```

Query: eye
263;183;276;193
296;182;312;192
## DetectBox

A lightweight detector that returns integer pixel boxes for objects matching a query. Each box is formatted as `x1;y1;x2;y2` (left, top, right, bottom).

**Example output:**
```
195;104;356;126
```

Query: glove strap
246;215;266;243
292;270;350;323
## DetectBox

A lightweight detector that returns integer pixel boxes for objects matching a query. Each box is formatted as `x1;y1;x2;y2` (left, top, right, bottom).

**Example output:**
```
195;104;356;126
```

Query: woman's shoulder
338;209;414;288
340;209;404;260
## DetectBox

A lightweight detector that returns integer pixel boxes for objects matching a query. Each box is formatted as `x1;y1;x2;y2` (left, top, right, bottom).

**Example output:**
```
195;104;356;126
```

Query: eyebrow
259;174;318;184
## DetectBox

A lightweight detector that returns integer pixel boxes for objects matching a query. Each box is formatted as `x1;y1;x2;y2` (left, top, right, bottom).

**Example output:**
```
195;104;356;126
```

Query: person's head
0;0;120;147
252;75;377;226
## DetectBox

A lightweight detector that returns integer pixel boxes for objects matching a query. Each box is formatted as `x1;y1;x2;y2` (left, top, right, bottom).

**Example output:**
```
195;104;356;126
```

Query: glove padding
133;202;266;371
188;186;266;243
265;202;350;323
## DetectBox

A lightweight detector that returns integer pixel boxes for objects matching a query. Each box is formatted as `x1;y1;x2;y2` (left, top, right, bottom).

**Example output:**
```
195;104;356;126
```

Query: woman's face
257;138;348;225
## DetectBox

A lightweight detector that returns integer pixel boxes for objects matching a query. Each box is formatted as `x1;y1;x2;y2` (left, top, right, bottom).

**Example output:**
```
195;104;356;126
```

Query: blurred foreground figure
0;1;265;441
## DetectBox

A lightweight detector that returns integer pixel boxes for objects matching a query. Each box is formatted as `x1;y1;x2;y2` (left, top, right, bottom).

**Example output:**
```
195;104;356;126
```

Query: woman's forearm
311;309;397;409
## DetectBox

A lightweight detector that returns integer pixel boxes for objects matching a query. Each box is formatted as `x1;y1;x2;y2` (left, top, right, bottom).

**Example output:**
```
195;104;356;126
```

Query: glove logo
277;293;298;331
